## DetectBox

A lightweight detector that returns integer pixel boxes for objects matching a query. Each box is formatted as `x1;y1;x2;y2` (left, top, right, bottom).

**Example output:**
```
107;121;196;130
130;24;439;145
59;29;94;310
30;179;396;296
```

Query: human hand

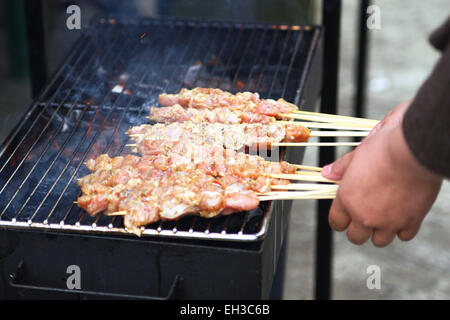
321;101;443;247
366;100;411;138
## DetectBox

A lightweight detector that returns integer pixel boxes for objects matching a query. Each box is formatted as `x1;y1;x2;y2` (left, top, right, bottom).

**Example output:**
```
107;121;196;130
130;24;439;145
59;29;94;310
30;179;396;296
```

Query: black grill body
0;17;322;299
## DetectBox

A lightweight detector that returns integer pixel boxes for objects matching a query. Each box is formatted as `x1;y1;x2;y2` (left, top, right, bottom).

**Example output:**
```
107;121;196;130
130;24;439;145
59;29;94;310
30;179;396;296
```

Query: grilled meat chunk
149;105;275;124
158;87;298;116
128;122;311;150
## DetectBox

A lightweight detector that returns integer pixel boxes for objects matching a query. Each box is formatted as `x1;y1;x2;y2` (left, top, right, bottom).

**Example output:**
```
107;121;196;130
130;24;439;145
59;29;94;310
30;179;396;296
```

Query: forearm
402;18;450;178
390;124;443;185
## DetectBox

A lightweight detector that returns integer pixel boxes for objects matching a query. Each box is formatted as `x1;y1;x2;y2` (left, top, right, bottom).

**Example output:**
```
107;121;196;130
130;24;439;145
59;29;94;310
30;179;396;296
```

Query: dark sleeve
402;16;450;178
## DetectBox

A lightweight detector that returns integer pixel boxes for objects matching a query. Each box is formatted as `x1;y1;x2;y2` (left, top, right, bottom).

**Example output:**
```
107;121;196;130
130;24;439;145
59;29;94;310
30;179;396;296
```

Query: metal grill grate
0;17;321;241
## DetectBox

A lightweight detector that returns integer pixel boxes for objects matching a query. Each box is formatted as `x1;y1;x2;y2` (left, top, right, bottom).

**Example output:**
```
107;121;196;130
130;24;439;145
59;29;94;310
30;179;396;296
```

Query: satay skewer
126;141;359;148
154;88;379;127
144;112;374;129
93;187;338;218
76;148;338;232
90;188;336;217
145;115;374;131
145;114;376;129
105;189;338;219
128;130;369;138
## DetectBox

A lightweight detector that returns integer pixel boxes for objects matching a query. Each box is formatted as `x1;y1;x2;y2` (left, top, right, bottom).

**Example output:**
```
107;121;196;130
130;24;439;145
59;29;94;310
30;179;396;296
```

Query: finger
371;229;396;247
321;151;355;181
346;222;372;245
328;196;351;231
366;121;384;139
397;224;421;242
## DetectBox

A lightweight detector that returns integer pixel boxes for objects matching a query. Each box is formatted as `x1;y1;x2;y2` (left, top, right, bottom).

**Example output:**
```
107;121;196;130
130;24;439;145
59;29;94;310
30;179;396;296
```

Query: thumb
321;150;355;180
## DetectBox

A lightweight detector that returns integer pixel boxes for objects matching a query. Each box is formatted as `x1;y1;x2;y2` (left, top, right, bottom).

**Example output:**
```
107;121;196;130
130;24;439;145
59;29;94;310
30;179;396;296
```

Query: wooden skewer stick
290;110;380;124
267;161;323;172
272;142;359;147
294;170;324;176
309;131;369;137
260;189;336;196
271;183;338;191
277;121;372;131
259;194;336;201
293;164;322;172
259;191;337;197
268;173;338;183
282;115;377;127
259;190;336;201
291;164;323;172
292;109;380;124
105;211;127;216
280;113;377;127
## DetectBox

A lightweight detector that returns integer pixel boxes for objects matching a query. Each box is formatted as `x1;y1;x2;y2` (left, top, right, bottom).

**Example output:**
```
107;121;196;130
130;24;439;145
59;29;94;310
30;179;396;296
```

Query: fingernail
322;164;333;178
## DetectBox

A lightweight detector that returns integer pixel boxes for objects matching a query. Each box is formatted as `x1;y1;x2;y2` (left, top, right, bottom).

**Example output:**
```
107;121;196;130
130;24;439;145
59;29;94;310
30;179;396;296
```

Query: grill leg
24;0;47;99
315;0;341;300
355;0;371;119
269;231;288;300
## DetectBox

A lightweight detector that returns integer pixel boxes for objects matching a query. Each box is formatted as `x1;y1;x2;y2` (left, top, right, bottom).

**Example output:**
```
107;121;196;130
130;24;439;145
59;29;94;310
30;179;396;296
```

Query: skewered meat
129;139;295;196
76;88;302;235
77;145;295;233
128;139;296;189
158;87;298;116
149;104;276;124
77;153;269;234
128;122;311;150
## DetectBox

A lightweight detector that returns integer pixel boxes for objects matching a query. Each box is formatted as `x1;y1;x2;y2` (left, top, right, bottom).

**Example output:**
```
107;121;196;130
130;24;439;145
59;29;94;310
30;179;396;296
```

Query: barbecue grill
0;6;326;299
